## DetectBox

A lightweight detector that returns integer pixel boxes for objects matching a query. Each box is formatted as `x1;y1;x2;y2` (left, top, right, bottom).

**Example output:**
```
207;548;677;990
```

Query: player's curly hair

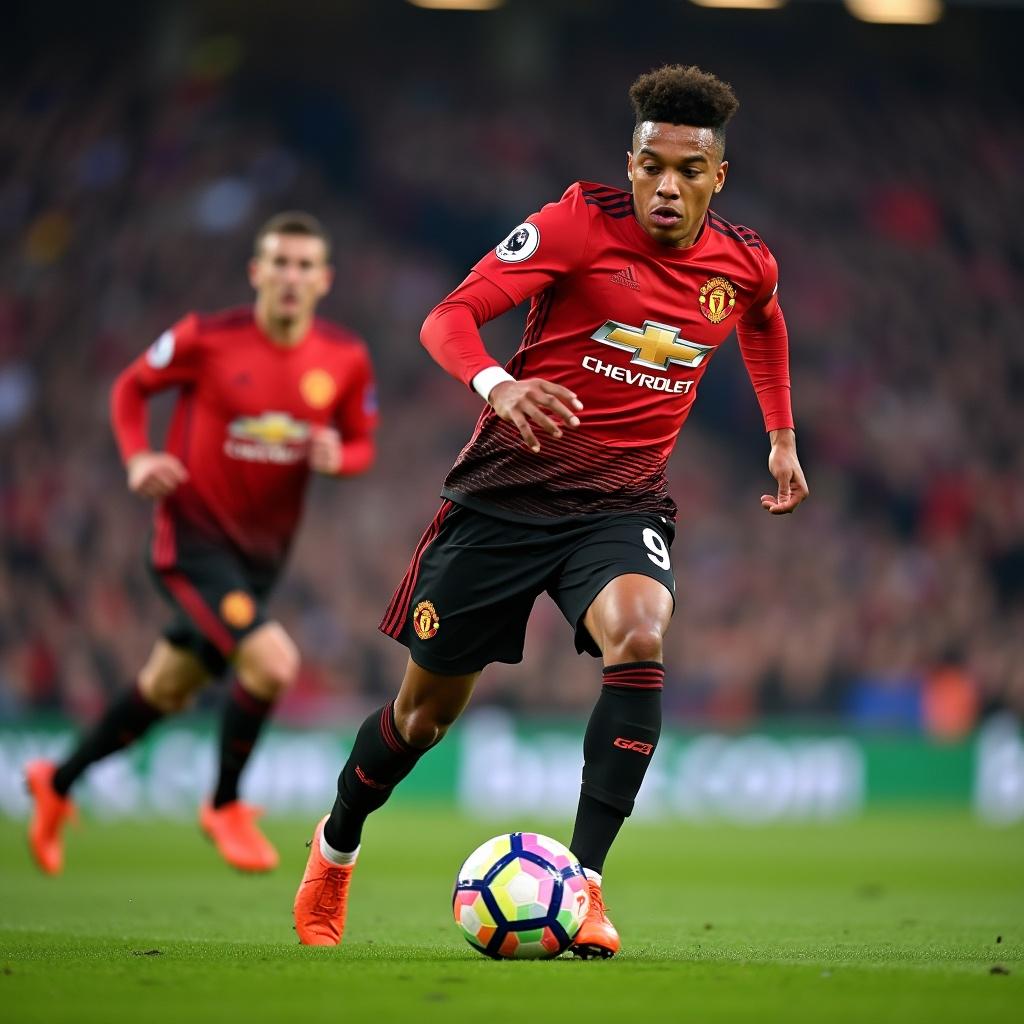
629;65;739;150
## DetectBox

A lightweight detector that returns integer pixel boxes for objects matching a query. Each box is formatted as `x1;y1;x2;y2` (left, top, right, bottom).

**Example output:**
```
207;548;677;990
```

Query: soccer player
25;212;377;874
294;66;808;955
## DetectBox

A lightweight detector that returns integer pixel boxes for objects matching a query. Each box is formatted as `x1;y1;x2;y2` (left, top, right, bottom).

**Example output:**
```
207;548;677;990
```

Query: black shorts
147;523;279;677
379;500;676;675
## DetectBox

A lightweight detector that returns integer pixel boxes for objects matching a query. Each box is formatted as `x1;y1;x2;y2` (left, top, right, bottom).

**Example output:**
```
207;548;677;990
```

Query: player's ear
247;258;261;290
319;264;335;297
626;150;635;183
714;160;728;194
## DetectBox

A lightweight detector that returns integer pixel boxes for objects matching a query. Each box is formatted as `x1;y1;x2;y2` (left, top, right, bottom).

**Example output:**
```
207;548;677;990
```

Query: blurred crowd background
1;0;1022;734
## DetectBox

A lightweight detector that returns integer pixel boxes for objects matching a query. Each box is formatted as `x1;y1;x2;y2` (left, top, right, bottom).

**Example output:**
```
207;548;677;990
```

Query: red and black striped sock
570;661;664;873
323;701;430;852
212;680;275;809
52;684;164;796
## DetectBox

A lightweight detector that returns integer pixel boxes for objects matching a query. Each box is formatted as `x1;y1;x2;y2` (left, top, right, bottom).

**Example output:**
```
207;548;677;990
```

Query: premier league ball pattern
453;833;590;959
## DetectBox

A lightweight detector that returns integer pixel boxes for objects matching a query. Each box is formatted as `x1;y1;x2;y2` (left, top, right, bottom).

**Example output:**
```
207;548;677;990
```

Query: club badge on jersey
698;276;737;324
299;368;337;409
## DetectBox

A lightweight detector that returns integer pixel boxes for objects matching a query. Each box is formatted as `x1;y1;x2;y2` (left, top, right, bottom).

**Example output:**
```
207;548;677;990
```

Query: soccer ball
452;832;590;959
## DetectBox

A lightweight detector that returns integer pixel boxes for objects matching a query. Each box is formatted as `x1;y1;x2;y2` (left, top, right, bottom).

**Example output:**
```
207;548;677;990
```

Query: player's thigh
550;514;676;659
235;621;300;699
138;638;211;712
583;573;674;664
380;502;552;675
393;657;480;748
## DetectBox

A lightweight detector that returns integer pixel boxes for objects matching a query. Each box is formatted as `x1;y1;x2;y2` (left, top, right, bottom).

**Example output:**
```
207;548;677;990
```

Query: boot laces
588;881;608;918
313;867;349;916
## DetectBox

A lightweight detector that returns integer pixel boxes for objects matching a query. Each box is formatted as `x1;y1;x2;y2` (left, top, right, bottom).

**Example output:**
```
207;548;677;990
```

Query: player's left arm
736;247;809;515
310;344;378;477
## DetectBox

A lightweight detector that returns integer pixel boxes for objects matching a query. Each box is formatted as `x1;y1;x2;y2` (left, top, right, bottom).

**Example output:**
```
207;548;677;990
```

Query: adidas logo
610;265;640;290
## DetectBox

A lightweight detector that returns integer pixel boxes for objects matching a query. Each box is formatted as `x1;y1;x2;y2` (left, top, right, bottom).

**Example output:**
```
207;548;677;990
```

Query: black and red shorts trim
379;501;675;676
147;513;278;676
380;500;455;638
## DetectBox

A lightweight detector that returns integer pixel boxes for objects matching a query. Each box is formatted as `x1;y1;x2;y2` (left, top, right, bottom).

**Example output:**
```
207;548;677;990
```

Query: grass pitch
1;808;1020;1023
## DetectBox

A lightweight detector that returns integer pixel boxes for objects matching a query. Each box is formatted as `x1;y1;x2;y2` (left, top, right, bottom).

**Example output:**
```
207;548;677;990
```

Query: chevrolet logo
591;320;713;371
228;412;310;445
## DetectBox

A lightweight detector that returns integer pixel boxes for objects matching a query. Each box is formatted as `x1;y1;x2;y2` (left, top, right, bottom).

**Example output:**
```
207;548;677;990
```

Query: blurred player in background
25;212;377;874
294;65;808;956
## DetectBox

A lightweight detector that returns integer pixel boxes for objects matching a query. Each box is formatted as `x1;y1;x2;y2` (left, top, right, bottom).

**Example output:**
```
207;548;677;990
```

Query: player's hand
126;451;189;499
488;379;583;454
761;429;809;515
309;426;343;474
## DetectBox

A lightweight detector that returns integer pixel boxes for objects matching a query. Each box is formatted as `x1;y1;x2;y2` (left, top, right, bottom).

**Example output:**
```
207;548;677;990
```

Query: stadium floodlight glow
689;0;788;10
844;0;942;24
407;0;506;9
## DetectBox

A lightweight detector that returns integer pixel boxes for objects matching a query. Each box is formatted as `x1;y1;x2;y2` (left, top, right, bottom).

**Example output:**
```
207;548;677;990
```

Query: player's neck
254;304;311;347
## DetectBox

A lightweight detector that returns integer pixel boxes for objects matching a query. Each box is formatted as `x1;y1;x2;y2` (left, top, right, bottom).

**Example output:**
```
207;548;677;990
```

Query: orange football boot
293;816;356;946
570;879;621;959
25;760;77;876
199;801;279;872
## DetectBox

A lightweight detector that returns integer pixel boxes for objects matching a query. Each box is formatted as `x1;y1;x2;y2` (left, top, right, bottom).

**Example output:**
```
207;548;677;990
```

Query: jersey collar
625;208;712;261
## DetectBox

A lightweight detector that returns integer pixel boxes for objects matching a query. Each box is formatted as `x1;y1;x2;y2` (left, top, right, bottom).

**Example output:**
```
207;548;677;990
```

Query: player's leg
294;658;476;946
213;622;299;810
154;540;290;870
25;640;209;874
568;573;671;958
573;573;672;870
56;639;209;789
572;573;672;957
199;621;298;872
294;658;479;946
550;514;676;957
326;657;478;852
295;500;544;945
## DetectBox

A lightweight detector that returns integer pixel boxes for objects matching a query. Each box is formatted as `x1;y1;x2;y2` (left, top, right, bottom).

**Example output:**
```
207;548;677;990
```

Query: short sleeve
470;183;591;305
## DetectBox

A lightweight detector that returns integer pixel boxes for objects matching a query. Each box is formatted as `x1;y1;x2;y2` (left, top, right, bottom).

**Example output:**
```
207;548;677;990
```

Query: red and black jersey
111;307;377;568
423;181;792;522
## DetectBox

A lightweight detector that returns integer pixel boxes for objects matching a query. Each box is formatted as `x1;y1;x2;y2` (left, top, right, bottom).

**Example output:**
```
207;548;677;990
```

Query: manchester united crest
300;368;337;410
412;600;440;640
699;276;737;324
220;590;256;629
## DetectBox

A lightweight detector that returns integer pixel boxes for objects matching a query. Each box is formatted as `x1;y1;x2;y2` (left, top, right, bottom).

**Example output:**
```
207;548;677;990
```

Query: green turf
1;808;1021;1023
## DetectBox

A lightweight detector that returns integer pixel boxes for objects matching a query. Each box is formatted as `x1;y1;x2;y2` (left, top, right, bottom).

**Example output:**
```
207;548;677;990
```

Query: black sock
570;662;664;874
52;684;164;796
212;680;275;808
323;701;431;852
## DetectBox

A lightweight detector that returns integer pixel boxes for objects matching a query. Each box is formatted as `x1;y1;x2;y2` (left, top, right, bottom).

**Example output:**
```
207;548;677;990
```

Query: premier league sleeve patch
146;330;175;369
495;222;540;263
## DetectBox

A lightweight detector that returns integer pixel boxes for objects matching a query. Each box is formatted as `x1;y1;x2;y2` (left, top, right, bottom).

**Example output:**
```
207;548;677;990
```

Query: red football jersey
434;181;792;521
112;308;377;567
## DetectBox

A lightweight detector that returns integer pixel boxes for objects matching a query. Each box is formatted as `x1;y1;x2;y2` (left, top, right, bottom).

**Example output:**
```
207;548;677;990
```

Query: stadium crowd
1;14;1022;734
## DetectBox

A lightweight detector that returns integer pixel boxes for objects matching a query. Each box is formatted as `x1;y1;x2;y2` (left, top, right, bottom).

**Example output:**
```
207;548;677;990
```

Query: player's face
249;233;332;322
627;122;727;248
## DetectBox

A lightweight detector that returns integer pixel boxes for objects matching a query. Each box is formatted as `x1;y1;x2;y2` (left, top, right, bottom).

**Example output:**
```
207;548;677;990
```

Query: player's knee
394;704;457;750
237;624;301;700
138;663;197;714
603;622;664;666
242;645;300;699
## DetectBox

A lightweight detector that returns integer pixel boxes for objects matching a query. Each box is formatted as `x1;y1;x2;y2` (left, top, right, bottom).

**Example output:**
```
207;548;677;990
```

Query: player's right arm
419;185;591;451
110;315;203;499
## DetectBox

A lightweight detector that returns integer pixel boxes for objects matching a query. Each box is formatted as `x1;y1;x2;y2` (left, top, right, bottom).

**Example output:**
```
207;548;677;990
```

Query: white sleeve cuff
471;366;516;403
